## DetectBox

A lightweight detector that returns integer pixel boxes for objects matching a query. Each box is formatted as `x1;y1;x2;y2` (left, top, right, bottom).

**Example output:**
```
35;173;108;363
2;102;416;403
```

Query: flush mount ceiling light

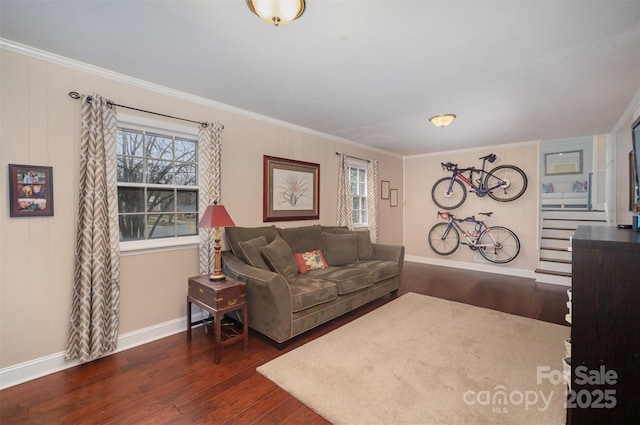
429;114;457;128
246;0;306;26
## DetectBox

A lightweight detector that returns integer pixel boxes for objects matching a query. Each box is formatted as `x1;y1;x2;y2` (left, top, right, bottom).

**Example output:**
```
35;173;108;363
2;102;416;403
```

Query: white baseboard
0;311;206;390
405;255;571;287
404;255;538;280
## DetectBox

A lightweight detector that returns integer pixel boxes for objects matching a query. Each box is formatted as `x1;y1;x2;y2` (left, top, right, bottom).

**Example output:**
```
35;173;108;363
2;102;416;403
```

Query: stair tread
535;268;572;277
542;208;605;212
541;236;570;241
540;257;572;264
540;246;570;251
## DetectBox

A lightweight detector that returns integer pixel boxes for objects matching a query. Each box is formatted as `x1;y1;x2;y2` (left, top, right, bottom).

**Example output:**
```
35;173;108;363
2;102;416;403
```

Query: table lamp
198;202;235;282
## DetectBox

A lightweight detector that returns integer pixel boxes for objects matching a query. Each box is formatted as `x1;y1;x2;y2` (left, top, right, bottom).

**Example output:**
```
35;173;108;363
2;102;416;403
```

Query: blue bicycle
431;153;528;210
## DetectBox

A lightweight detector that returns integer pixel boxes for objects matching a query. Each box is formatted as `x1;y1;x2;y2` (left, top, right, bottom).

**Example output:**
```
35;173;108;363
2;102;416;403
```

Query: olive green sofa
221;224;404;344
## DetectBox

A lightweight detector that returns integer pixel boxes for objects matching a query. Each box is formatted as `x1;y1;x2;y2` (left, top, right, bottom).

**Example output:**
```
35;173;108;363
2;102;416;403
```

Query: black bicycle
428;211;520;264
431;153;528;210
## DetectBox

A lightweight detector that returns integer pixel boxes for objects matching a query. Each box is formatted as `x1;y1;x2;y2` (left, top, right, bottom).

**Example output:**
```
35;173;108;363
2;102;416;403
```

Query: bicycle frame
438;212;497;249
442;156;504;195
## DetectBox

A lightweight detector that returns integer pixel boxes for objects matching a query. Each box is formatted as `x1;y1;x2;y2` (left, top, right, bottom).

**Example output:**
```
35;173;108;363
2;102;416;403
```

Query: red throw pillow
295;250;328;274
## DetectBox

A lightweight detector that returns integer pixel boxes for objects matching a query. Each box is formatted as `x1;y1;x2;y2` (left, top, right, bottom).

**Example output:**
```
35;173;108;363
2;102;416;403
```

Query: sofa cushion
278;225;324;254
289;277;338;312
541;183;554;193
352;260;400;282
541;192;562;199
226;225;278;258
295;250;328;274
336;228;374;260
260;235;299;282
322;232;358;266
321;225;349;234
564;192;588;199
237;236;270;270
306;267;373;294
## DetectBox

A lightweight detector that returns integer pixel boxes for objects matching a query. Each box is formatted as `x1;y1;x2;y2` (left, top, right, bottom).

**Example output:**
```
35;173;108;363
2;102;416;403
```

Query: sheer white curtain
65;93;120;362
336;153;354;229
198;122;224;275
366;160;380;242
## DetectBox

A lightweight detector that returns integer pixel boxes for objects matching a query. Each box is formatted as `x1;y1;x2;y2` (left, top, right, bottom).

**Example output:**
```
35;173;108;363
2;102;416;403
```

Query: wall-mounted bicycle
431;153;527;210
428;211;520;264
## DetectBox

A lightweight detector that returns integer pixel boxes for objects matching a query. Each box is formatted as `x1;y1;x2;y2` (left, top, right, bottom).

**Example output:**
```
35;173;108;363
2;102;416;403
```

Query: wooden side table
187;275;248;364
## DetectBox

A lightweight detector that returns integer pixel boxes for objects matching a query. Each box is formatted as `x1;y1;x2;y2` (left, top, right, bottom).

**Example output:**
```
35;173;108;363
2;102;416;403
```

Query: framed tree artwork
263;155;320;222
9;164;54;217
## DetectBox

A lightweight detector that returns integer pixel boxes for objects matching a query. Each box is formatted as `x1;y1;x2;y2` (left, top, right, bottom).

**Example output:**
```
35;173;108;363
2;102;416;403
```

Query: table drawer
188;278;245;310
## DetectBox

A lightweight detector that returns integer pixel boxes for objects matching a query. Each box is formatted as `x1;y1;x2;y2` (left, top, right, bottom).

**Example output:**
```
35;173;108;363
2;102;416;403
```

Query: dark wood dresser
569;225;640;424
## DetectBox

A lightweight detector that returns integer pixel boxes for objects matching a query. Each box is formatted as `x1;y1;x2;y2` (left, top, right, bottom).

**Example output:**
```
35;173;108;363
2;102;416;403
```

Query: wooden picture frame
544;150;583;176
381;180;390;199
263;155;320;222
9;164;54;217
390;188;398;207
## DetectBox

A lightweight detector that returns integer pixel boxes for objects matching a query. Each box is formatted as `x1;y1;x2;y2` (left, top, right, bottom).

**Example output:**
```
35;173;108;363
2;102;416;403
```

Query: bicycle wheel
431;177;467;210
477;226;520;263
484;165;528;202
428;222;460;255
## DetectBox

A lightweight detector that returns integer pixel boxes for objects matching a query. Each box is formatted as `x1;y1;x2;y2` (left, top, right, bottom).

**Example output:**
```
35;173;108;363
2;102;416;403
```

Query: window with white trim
116;116;199;244
349;164;368;226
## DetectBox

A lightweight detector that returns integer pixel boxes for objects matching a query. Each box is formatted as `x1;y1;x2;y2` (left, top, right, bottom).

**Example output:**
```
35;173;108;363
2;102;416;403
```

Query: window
116;117;199;245
349;164;368;226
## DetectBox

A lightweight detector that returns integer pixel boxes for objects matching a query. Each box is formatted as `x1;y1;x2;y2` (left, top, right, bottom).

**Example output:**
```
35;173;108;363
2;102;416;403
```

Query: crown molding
0;38;401;159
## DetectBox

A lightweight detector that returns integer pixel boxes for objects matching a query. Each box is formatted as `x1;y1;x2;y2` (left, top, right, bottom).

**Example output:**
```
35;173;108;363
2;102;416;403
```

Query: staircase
536;209;608;285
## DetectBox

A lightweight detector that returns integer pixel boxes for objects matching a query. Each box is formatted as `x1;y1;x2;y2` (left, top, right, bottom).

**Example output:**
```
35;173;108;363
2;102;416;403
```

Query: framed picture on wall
263;155;320;222
544;150;583;175
9;164;54;217
381;180;390;199
390;188;398;207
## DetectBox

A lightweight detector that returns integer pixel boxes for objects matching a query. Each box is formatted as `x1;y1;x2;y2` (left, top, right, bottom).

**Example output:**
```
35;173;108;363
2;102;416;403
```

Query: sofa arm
221;251;293;343
372;243;405;264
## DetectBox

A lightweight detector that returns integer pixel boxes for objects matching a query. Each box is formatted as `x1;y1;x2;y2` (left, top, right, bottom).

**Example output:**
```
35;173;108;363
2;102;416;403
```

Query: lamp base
209;273;226;282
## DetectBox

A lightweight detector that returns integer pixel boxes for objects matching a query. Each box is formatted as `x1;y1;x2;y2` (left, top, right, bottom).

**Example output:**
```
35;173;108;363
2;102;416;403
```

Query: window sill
120;236;199;256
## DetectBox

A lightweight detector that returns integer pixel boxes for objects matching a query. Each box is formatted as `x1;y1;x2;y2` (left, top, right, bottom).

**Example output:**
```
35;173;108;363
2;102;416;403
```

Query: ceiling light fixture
246;0;306;26
429;114;457;128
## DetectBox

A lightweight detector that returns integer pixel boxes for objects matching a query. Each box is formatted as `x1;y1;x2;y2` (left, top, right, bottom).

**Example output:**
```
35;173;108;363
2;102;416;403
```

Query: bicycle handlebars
441;162;457;171
441;153;497;172
437;211;493;222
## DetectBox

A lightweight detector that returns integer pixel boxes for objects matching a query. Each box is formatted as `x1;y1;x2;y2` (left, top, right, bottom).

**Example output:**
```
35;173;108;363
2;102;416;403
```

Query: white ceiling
1;0;639;156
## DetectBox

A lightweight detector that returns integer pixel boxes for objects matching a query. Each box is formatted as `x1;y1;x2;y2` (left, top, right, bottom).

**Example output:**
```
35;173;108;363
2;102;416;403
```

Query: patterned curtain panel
198;122;223;275
366;160;380;243
336;153;354;229
65;94;120;363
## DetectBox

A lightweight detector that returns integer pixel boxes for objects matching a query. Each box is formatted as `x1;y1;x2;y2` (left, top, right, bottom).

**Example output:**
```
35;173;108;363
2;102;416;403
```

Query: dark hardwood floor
0;262;569;424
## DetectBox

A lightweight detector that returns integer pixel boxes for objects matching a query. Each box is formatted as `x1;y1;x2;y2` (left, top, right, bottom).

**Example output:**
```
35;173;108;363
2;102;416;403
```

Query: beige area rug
257;292;570;425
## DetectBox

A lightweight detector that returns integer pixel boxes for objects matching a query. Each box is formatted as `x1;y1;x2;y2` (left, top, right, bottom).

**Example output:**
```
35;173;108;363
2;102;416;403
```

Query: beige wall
0;49;403;369
2;45;638;379
403;142;539;272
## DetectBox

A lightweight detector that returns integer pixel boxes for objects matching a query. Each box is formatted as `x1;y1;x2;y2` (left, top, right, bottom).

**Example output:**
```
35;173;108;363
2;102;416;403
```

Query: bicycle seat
478;212;493;217
479;153;496;163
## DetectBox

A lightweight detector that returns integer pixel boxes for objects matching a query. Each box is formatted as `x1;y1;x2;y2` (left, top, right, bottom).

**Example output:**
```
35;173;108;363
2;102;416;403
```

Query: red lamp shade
198;204;235;229
198;204;235;282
